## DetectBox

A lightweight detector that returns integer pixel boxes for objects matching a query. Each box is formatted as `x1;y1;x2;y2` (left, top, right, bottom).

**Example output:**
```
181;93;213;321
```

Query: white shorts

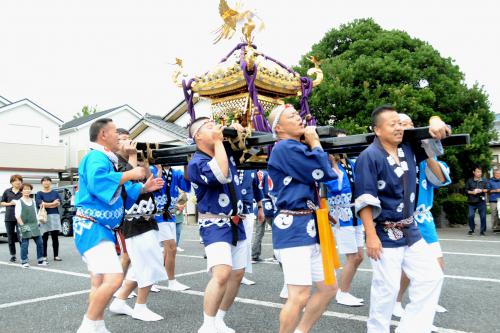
243;214;255;273
157;222;176;243
274;244;329;286
333;225;365;254
205;240;248;273
82;241;122;275
428;242;443;258
125;230;168;288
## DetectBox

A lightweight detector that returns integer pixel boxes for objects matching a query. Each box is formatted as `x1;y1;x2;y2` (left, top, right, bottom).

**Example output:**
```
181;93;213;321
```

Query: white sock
82;315;97;328
203;312;216;327
169;279;176;285
135;303;147;310
216;309;227;320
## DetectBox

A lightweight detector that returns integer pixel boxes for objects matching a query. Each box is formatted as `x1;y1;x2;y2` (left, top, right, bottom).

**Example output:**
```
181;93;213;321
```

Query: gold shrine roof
174;45;323;98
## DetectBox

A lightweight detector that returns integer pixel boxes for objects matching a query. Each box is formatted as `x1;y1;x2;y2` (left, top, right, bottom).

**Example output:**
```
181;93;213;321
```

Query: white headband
271;104;293;138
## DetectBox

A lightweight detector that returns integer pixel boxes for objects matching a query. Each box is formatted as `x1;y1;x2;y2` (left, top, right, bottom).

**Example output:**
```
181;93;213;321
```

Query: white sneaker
279;284;288;299
21;263;30;269
168;280;190;291
340;291;364;303
109;298;133;316
177;247;185;252
392;302;405;318
128;291;137;299
37;260;49;266
336;291;364;307
150;285;161;293
436;304;447;313
240;277;255;285
215;318;235;333
132;305;163;321
198;324;217;333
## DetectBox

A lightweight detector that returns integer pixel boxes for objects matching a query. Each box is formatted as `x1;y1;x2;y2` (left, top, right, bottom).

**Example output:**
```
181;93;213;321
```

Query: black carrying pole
149;126;470;167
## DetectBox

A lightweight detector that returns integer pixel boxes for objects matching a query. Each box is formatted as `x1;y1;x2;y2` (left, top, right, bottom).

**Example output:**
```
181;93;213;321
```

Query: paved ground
0;221;499;333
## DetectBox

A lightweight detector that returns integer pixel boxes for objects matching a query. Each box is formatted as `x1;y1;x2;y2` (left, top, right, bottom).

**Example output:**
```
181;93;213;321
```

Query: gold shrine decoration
171;1;324;131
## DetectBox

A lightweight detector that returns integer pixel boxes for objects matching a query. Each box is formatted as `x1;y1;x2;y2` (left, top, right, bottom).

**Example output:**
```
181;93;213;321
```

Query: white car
0;207;6;237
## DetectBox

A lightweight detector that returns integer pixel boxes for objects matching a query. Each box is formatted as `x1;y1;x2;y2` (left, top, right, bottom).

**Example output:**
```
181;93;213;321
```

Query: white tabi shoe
240;277;255;285
132;304;163;322
168;280;190;291
336;291;364;307
215;318;235;333
392;302;405;318
198;324;217;333
279;284;288;299
109;298;133;316
436;304;448;313
95;320;111;333
150;284;161;293
76;316;99;333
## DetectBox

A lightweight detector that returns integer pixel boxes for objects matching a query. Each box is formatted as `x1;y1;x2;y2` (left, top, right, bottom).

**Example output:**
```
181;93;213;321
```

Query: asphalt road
0;222;499;333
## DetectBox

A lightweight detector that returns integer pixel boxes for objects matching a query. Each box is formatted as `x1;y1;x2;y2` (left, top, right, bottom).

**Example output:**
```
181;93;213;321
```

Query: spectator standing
466;166;488;236
1;174;23;262
487;169;500;233
36;176;62;261
15;183;48;268
175;192;188;252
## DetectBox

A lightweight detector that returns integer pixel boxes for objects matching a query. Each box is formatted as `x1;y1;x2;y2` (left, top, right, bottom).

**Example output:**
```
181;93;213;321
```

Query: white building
59;104;142;175
0;96;65;190
0;95;65;228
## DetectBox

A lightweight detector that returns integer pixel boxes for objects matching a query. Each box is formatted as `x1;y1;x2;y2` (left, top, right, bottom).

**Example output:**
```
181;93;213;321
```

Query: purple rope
300;77;316;126
182;78;196;121
239;44;272;132
220;43;257;63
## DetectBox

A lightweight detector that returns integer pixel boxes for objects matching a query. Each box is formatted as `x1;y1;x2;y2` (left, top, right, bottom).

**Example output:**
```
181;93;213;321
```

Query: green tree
73;105;99;119
292;18;496;182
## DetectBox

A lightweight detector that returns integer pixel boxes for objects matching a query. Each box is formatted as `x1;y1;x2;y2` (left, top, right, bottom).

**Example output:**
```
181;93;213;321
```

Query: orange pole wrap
316;207;336;285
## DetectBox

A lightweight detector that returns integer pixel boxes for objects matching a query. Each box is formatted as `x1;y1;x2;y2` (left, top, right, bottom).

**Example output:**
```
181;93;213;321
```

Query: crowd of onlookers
1;175;62;266
466;167;500;235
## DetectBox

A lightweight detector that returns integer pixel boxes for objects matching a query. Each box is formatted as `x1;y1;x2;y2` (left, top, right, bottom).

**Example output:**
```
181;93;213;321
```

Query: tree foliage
73;105;98;119
292;18;496;182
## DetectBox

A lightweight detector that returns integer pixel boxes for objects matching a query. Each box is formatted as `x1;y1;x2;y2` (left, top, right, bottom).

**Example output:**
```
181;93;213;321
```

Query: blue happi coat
187;150;246;246
73;150;142;255
414;159;451;244
325;161;355;227
354;137;428;248
237;169;264;214
257;170;276;218
150;166;191;223
268;139;336;249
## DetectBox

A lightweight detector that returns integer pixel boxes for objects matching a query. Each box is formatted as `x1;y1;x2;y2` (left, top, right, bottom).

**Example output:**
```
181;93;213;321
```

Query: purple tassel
182;78;195;121
239;44;272;132
300;77;316;126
